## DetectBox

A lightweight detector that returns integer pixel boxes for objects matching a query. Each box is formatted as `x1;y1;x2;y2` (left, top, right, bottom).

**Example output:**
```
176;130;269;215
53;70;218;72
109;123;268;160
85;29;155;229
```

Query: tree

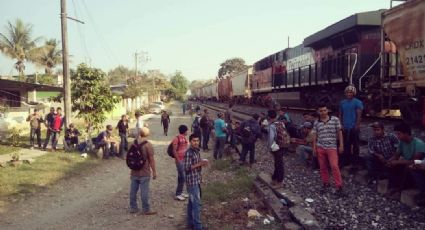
170;71;189;101
218;57;247;79
0;18;41;76
107;65;133;85
32;39;62;75
71;63;120;134
189;80;206;92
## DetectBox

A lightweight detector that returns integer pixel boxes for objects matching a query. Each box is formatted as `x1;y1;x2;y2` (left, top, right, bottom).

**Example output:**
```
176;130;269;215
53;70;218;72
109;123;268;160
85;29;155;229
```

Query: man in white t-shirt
135;112;148;137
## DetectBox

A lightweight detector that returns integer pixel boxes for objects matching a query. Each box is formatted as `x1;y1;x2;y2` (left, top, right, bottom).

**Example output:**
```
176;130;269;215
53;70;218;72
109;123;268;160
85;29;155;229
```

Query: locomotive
192;0;425;126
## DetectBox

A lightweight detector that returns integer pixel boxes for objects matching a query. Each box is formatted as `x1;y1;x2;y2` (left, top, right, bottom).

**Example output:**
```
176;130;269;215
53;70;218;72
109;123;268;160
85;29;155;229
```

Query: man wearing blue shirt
213;112;227;159
339;85;363;169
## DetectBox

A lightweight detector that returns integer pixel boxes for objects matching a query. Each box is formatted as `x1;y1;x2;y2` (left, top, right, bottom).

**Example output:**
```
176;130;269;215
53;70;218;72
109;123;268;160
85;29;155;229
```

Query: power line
81;0;121;67
71;0;91;65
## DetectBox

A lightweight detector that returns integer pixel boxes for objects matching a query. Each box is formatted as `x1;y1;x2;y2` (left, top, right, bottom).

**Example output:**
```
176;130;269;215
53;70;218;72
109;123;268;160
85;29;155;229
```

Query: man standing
184;134;208;230
213;112;227;160
161;110;171;136
42;107;55;151
172;125;189;201
365;122;399;182
267;110;285;188
50;107;64;151
313;104;345;196
200;109;211;151
129;127;157;215
339;85;363;168
117;115;129;158
26;108;43;149
191;112;202;138
239;114;261;166
182;102;186;115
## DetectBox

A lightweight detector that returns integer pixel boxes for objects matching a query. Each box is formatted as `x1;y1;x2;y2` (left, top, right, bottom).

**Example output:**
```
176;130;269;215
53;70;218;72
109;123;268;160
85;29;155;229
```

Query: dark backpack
241;123;256;144
126;140;148;170
274;121;290;149
200;116;209;129
167;136;181;158
192;117;200;130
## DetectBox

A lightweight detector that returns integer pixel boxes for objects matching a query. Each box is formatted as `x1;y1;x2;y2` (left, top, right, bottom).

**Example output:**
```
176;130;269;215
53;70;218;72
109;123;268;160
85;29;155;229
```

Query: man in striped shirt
313;104;345;196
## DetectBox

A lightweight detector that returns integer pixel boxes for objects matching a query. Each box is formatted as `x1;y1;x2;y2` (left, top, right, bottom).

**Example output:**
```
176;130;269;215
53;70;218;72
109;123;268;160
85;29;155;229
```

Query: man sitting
365;122;399;182
64;123;81;151
95;125;118;159
386;123;425;198
291;122;315;166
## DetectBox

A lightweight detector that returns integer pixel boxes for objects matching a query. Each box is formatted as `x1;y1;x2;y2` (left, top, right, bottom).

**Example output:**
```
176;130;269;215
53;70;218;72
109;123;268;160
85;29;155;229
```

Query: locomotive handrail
358;54;382;92
347;53;358;85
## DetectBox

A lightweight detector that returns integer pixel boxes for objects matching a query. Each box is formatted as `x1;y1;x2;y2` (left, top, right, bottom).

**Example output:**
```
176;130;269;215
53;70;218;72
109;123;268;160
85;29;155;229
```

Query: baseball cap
370;121;384;129
302;122;313;129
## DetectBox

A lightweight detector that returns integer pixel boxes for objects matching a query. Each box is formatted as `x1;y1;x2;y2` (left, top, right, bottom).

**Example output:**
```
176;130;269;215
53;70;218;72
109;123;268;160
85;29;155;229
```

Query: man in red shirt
172;125;189;201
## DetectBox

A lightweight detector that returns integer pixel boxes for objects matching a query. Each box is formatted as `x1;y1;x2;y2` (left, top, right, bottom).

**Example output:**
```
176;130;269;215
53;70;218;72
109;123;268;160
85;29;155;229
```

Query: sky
0;0;397;81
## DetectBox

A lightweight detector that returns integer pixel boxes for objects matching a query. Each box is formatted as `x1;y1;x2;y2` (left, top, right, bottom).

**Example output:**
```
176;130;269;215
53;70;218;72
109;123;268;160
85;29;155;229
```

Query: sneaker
175;195;186;201
181;193;189;198
129;208;139;213
143;211;157;215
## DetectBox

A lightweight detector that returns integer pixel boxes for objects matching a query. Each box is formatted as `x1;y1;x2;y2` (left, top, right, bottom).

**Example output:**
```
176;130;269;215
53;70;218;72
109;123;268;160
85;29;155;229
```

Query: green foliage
218;57;248;78
71;63;120;132
8;127;22;147
36;74;56;85
107;65;133;85
170;71;189;101
31;39;62;75
0;18;41;76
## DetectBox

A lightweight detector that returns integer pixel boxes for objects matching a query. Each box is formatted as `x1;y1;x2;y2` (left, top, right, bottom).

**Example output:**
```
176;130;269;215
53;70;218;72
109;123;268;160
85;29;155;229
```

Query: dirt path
0;102;192;230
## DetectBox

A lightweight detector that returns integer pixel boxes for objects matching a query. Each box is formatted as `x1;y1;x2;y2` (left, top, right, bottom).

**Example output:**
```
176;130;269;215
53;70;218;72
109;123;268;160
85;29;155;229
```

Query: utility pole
134;52;138;78
61;0;71;128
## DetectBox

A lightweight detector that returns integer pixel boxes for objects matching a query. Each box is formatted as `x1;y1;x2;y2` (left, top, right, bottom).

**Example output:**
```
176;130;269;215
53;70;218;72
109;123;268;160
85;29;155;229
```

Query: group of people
26;107;65;151
128;107;207;230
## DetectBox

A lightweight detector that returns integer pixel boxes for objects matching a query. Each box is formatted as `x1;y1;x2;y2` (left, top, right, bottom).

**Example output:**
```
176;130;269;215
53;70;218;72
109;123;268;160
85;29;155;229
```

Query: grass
203;167;254;203
0;152;100;204
210;159;232;171
0;145;22;156
36;92;60;100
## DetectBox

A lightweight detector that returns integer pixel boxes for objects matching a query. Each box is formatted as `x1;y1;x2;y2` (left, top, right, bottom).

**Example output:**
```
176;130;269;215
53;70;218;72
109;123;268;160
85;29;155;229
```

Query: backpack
167;136;181;158
126;140;148;170
192;117;200;130
274;121;290;149
241;123;256;144
200;116;209;129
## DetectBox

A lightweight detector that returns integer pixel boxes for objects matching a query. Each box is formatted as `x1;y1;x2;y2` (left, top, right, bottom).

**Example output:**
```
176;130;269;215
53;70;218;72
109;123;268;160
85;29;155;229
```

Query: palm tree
0;18;41;76
32;39;62;75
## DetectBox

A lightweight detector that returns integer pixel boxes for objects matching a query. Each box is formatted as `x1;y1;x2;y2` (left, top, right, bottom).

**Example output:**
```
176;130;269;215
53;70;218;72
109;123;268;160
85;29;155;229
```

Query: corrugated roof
0;79;63;92
303;9;385;47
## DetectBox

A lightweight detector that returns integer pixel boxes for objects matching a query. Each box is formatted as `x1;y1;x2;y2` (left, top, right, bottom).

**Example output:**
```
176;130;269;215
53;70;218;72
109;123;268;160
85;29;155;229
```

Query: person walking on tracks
339;85;363;169
200;109;212;151
213;112;227;159
161;110;171;136
267;109;288;188
313;104;345;196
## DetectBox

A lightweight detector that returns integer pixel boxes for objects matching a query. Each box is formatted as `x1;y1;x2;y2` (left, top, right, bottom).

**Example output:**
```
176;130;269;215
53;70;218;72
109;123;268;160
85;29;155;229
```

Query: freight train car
217;77;232;102
230;67;253;103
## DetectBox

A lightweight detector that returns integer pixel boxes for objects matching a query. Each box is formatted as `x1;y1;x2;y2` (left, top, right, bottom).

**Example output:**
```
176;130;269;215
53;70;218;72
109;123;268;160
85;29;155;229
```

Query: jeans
411;169;425;193
365;155;387;179
342;128;360;167
240;143;255;164
214;136;226;159
98;141;117;159
201;128;210;150
64;137;79;151
271;149;285;182
317;147;343;188
163;124;169;135
176;162;186;196
296;145;313;163
30;128;41;148
129;176;151;212
43;130;59;150
119;133;128;157
187;184;202;230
